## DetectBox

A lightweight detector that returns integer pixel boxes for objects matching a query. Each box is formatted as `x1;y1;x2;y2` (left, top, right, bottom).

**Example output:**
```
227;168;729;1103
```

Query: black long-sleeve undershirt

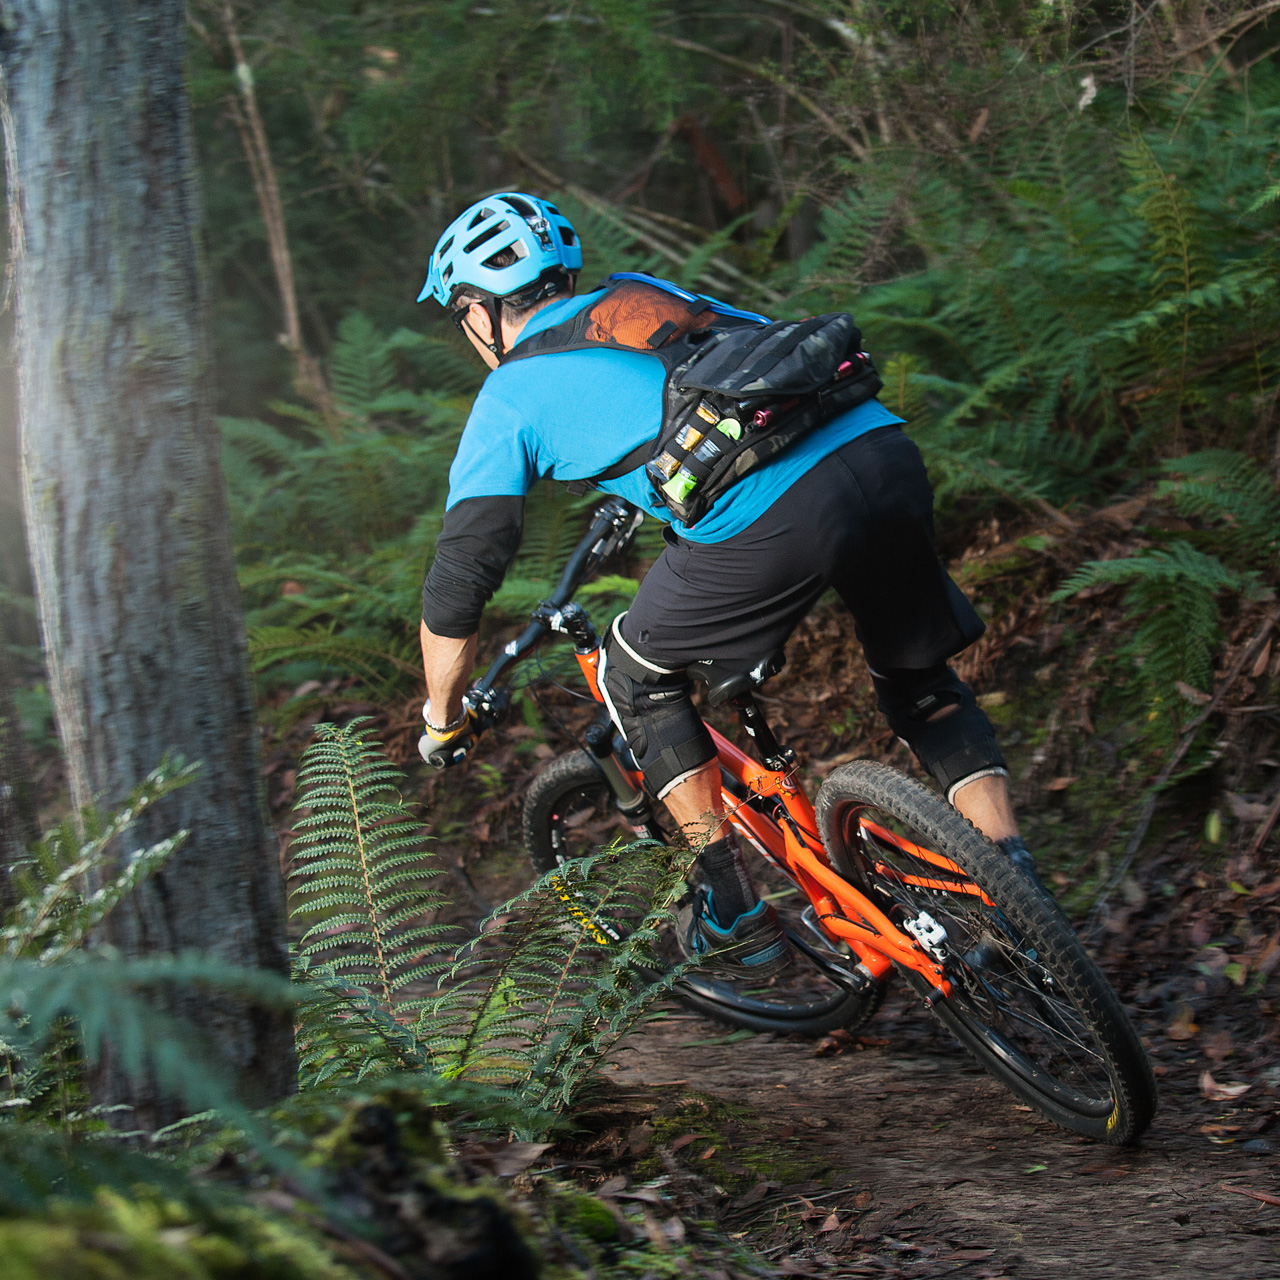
421;495;525;637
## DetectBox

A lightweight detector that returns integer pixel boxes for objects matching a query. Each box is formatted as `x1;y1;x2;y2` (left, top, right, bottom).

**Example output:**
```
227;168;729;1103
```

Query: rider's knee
600;615;715;799
871;663;1007;803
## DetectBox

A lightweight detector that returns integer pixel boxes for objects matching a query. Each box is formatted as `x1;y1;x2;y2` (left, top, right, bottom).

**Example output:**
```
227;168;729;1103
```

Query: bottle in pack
661;467;699;504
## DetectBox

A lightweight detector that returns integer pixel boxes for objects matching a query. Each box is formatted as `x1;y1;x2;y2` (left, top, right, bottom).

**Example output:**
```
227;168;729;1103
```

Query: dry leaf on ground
1201;1070;1251;1102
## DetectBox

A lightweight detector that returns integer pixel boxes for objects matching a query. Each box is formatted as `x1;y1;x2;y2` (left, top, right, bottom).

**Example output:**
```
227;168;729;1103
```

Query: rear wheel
523;750;883;1037
816;761;1157;1144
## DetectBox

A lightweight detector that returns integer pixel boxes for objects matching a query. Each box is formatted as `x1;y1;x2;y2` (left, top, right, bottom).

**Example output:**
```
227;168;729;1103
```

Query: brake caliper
904;910;948;960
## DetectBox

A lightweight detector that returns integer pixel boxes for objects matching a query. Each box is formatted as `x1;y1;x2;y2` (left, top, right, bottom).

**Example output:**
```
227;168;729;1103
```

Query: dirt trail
603;988;1280;1279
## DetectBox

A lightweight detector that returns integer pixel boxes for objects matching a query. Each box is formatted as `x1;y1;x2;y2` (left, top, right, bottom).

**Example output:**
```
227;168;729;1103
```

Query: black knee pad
600;615;715;799
871;664;1007;802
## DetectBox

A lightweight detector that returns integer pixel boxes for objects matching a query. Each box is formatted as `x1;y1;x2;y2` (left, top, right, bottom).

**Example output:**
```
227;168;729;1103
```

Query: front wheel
816;761;1157;1145
523;750;884;1038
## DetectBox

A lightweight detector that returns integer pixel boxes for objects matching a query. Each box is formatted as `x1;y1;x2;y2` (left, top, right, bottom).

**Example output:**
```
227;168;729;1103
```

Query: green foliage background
200;2;1279;750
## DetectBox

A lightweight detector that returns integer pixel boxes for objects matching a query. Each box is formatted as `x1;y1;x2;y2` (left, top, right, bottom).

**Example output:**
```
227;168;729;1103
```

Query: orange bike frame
572;649;954;1000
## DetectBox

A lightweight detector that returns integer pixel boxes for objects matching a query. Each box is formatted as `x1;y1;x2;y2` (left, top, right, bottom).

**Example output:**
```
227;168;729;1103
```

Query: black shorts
619;426;984;673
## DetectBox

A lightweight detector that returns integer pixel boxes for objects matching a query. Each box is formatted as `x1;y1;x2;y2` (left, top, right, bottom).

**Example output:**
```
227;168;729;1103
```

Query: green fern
1156;449;1280;569
329;313;398;419
420;840;694;1113
1121;135;1206;299
288;720;449;1086
1050;541;1262;736
285;720;691;1117
247;624;420;696
2;760;198;964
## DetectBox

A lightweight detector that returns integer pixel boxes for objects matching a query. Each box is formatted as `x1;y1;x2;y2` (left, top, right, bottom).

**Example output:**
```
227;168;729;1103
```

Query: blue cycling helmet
418;192;583;308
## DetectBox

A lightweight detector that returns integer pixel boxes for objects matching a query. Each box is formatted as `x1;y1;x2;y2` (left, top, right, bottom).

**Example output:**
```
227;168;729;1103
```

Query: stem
216;4;333;415
340;745;392;1011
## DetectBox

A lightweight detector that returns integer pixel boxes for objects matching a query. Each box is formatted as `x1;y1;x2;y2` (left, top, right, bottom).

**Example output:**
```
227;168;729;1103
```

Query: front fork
583;719;663;834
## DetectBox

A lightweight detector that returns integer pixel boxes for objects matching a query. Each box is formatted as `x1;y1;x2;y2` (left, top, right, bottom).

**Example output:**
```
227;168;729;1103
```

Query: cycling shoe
680;889;792;980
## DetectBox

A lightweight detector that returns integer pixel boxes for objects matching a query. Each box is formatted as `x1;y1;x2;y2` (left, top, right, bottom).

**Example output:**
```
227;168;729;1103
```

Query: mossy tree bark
0;0;294;1119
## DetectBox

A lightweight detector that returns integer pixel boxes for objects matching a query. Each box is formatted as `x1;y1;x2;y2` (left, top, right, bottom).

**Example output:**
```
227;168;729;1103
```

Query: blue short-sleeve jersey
446;289;903;544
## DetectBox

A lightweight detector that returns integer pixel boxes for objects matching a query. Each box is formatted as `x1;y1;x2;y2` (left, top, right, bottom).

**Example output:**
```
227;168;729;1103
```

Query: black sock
697;834;757;924
997;835;1036;874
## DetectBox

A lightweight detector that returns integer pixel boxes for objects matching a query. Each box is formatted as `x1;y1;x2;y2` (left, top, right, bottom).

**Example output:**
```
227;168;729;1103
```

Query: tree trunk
0;0;294;1120
0;641;37;908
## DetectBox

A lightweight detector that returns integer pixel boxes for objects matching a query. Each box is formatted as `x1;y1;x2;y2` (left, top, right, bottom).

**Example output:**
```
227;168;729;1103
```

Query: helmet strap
458;298;503;358
483;297;505;358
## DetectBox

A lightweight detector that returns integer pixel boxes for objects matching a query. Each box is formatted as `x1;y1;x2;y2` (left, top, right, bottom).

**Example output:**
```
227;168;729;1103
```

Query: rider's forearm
420;621;477;725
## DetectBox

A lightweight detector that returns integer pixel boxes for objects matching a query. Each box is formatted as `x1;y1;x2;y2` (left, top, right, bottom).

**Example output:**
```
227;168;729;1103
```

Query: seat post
730;692;794;771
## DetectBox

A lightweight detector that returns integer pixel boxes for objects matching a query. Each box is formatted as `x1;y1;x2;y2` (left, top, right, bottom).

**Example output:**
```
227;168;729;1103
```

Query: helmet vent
437;236;454;260
502;194;537;217
467;206;495;229
559;227;576;247
545;203;562;216
481;241;528;270
441;262;454;282
463;219;510;255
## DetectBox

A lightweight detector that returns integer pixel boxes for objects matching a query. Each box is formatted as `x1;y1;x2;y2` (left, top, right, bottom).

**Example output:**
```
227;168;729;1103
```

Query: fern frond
330;312;397;419
2;760;198;962
1121;134;1206;298
290;721;447;1020
1157;450;1280;568
1052;540;1261;735
0;952;294;1158
419;838;695;1113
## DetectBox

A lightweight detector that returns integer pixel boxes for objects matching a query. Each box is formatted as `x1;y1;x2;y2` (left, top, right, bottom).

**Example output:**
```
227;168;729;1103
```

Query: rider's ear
467;301;494;344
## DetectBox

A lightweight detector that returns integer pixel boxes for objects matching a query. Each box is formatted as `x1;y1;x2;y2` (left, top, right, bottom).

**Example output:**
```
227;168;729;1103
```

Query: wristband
423;701;469;739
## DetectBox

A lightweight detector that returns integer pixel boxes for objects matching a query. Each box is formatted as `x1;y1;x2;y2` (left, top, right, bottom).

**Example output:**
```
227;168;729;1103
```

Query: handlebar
468;496;644;711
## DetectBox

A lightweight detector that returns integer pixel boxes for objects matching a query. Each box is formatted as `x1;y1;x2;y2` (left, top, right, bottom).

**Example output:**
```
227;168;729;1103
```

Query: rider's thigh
619;462;854;667
618;425;984;675
825;428;985;672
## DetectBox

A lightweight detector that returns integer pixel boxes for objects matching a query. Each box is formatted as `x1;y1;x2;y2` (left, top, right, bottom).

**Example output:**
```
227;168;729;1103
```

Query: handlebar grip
423;739;470;769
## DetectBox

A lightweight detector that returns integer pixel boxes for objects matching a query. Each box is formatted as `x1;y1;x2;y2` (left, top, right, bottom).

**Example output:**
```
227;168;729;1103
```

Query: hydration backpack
502;272;882;527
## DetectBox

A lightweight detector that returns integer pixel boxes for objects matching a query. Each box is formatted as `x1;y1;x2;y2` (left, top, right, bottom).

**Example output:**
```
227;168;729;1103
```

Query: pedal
794;907;878;993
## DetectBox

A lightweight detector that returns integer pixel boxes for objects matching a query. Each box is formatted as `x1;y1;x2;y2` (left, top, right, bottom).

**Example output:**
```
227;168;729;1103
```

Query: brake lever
466;685;511;731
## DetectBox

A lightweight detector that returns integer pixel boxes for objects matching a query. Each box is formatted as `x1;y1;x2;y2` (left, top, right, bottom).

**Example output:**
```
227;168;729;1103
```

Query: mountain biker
416;192;1037;978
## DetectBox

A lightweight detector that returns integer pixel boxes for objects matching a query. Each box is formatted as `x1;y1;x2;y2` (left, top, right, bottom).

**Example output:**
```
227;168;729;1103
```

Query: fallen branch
1089;604;1280;920
1221;1183;1280;1209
